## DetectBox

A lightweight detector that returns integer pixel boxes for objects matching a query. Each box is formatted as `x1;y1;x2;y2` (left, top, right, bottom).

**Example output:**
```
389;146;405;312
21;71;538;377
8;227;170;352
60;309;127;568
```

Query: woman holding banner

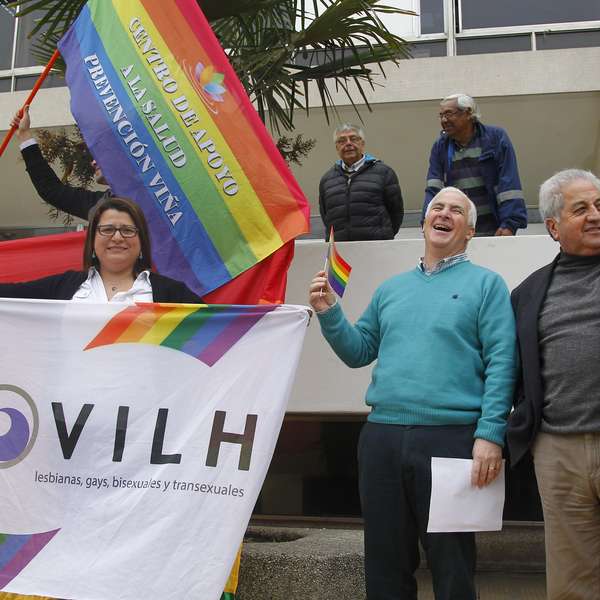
0;197;201;304
0;196;202;600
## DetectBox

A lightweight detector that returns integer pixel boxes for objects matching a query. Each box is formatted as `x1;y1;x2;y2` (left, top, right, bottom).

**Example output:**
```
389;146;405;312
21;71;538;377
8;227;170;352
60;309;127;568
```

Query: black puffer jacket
318;158;403;241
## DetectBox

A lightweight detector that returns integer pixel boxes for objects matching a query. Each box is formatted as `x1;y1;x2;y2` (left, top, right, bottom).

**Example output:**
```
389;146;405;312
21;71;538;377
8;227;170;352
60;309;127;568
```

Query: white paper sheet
427;457;505;533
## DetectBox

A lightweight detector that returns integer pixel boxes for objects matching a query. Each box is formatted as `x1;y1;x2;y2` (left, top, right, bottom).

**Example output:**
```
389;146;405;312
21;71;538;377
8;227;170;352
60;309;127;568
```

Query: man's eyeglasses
96;225;139;238
335;135;362;145
439;109;462;120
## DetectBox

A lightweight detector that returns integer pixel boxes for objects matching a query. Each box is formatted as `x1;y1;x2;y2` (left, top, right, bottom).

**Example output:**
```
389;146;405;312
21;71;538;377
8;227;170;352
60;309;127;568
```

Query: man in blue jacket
422;94;527;236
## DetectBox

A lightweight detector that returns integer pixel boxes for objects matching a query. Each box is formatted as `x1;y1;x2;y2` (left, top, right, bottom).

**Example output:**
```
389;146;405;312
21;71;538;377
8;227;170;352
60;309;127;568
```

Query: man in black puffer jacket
319;123;403;241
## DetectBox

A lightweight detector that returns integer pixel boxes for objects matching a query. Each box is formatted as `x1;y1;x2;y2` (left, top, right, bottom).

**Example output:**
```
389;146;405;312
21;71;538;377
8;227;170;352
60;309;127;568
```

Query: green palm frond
10;0;414;133
9;0;85;39
212;0;414;131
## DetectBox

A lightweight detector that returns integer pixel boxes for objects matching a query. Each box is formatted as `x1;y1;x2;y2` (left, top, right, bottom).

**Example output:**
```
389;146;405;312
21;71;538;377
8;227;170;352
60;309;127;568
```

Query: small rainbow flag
85;303;276;367
327;227;352;297
58;0;309;296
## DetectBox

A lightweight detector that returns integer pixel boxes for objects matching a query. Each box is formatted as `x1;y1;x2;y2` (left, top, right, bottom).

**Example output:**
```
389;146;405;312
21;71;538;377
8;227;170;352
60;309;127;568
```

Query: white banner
0;299;309;600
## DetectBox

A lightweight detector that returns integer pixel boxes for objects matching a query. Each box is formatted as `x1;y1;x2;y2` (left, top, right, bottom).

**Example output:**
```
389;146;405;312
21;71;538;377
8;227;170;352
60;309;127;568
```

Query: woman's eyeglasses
96;225;139;238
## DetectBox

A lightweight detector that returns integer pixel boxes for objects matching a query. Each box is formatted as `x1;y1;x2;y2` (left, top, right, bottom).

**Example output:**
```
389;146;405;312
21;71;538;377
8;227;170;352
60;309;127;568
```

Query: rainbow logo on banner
327;227;352;297
58;0;309;296
85;303;276;367
0;530;60;588
189;62;226;107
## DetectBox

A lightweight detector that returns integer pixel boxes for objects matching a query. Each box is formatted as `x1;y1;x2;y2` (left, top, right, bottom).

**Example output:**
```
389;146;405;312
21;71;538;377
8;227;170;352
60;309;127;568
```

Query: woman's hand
10;105;32;142
308;270;336;313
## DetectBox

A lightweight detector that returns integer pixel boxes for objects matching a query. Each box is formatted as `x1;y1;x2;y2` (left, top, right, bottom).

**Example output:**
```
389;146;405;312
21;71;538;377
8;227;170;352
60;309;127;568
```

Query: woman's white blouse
71;268;153;303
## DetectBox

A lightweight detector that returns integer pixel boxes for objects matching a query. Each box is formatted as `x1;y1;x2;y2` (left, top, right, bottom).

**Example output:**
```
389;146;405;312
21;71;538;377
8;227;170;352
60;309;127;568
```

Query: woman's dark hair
83;197;153;273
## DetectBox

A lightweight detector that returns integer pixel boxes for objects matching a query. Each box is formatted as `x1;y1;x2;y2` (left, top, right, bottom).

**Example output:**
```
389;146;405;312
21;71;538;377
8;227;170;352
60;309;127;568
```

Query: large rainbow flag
57;0;309;296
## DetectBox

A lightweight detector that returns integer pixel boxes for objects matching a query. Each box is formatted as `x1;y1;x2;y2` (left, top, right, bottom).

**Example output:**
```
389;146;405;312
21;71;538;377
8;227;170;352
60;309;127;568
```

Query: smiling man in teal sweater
309;187;517;600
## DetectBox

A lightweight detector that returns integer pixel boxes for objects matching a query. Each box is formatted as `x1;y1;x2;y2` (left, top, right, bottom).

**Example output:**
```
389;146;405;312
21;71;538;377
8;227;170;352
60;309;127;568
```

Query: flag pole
319;227;333;297
0;48;60;158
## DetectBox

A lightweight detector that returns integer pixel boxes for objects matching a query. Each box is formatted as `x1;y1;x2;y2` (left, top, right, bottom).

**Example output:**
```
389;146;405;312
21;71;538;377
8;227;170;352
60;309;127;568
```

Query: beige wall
1;47;599;228
287;91;600;220
1;91;599;228
286;234;559;412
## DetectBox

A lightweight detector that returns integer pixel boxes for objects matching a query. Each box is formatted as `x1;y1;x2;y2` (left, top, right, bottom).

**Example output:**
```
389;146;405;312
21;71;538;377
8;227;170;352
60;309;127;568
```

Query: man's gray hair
425;186;477;228
333;123;365;143
539;169;600;221
442;93;481;122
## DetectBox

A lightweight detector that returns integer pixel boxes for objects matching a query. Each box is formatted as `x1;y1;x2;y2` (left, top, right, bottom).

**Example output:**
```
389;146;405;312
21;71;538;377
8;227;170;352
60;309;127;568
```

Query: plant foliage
35;127;95;225
10;0;414;133
276;134;317;166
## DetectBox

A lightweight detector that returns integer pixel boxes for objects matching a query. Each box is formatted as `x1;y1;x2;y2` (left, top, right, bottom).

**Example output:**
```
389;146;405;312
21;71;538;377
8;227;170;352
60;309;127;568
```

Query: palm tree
11;0;414;134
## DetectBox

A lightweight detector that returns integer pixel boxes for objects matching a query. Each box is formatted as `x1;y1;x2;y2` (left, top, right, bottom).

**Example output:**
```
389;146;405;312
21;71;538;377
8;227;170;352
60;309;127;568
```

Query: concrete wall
303;47;600;106
289;46;600;217
284;234;558;413
288;91;600;219
0;47;599;227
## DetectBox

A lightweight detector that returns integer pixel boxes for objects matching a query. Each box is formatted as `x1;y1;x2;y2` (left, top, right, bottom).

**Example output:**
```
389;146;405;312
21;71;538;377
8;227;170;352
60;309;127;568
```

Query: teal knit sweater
317;261;517;445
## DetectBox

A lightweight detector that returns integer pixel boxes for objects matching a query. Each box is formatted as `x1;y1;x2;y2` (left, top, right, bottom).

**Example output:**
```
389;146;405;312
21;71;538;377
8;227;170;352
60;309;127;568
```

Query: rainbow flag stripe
327;229;352;297
0;530;60;589
85;303;276;367
58;0;309;296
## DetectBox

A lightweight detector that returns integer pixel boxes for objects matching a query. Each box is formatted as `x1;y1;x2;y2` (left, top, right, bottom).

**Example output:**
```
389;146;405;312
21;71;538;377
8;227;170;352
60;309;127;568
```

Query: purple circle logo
0;385;38;468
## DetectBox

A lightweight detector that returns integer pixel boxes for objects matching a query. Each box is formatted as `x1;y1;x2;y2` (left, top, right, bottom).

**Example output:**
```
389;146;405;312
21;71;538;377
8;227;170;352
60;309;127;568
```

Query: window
457;35;531;55
460;0;600;30
536;30;600;51
14;9;49;68
408;40;447;58
14;73;65;91
420;0;445;35
0;4;15;69
377;0;421;38
0;5;66;92
366;1;447;58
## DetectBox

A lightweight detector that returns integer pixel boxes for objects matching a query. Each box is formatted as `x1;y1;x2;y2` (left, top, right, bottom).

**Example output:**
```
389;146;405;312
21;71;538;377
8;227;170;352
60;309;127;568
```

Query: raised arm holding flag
309;187;517;600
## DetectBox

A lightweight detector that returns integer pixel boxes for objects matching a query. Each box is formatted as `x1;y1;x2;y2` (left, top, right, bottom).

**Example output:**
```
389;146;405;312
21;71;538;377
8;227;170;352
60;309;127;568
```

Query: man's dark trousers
358;422;477;600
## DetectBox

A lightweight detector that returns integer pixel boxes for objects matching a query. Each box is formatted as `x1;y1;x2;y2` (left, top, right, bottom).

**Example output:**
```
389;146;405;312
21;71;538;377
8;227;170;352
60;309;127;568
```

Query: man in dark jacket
319;123;403;241
422;94;527;236
508;168;600;600
11;105;109;221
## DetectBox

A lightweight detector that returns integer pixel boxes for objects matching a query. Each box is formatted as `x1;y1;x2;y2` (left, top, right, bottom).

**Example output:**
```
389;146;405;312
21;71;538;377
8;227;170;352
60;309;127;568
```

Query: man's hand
9;105;32;142
309;270;335;313
471;438;503;488
494;227;514;236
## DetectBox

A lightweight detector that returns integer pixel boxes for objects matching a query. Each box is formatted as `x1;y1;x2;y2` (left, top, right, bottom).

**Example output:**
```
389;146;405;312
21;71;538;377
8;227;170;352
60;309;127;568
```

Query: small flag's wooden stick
319;253;329;297
0;49;60;158
320;226;334;297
